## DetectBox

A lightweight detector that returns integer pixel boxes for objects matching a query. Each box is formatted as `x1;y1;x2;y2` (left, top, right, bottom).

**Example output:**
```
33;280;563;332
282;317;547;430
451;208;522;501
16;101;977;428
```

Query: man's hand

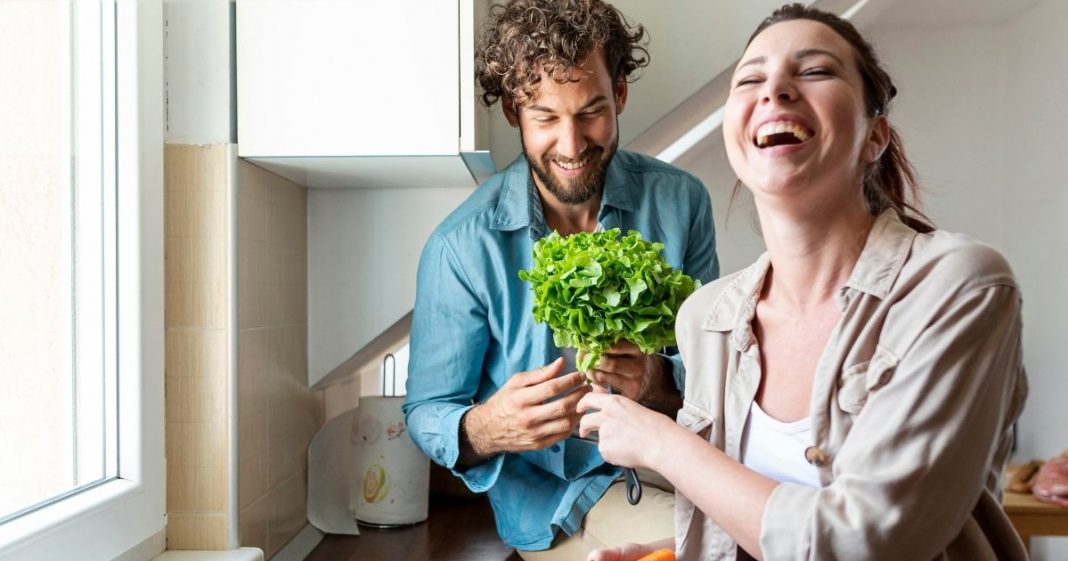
460;358;590;464
580;341;666;402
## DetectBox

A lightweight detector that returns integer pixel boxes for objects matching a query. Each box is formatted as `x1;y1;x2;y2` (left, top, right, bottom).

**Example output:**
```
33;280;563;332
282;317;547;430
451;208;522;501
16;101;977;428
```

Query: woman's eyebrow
737;55;767;71
795;48;845;67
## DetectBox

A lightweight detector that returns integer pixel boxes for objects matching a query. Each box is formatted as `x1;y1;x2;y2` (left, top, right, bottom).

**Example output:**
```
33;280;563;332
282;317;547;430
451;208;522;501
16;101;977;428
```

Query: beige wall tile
267;398;295;450
266;474;308;558
238;160;269;201
166;375;227;423
239;409;268;461
166;190;226;239
238;240;266;290
167;280;228;328
239;193;267;242
268;437;302;489
238;329;268;418
236;155;321;555
167;466;228;512
238;451;269;509
167;512;229;551
166;144;228;193
166;420;228;468
238;281;267;329
323;379;360;422
166;235;227;287
238;328;265;379
166;328;226;378
239;495;270;553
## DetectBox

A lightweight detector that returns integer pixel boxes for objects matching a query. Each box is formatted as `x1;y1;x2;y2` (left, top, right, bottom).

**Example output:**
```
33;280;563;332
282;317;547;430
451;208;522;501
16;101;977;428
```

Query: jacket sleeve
759;283;1026;560
402;232;505;492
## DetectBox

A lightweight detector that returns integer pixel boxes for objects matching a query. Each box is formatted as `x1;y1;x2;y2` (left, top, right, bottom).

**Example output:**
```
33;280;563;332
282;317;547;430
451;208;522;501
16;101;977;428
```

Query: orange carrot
635;549;675;561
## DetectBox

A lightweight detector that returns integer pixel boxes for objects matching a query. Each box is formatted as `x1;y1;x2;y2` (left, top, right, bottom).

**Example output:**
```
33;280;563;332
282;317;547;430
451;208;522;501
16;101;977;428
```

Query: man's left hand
580;341;664;402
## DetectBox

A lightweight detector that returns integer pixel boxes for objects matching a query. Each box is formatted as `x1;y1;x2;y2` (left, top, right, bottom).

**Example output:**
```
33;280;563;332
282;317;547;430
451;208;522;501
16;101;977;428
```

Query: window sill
0;478;151;558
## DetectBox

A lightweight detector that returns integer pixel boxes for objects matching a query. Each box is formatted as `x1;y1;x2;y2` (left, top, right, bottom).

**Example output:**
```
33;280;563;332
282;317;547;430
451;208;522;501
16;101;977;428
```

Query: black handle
624;468;642;505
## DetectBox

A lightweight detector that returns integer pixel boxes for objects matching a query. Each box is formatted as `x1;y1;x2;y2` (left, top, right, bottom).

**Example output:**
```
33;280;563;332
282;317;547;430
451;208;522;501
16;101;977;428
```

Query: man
402;0;718;558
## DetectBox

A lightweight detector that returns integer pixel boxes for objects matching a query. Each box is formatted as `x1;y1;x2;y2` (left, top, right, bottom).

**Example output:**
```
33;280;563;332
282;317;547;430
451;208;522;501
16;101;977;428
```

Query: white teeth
555;159;586;170
755;120;813;148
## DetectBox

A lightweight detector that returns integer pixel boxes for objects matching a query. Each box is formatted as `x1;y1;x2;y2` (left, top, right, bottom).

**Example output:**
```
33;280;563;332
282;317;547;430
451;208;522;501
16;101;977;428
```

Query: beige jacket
673;211;1029;561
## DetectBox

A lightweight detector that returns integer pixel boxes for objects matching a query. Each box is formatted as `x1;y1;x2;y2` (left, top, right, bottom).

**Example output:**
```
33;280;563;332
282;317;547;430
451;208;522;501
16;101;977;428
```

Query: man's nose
556;120;588;160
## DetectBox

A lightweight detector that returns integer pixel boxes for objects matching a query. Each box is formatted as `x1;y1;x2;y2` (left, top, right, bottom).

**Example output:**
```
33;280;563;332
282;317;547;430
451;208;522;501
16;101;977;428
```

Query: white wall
307;187;472;386
867;8;1068;557
163;0;232;144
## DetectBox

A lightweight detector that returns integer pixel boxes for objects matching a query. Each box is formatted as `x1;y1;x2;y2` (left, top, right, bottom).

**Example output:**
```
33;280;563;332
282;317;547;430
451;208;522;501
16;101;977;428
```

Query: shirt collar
490;153;636;237
841;209;917;300
700;210;917;350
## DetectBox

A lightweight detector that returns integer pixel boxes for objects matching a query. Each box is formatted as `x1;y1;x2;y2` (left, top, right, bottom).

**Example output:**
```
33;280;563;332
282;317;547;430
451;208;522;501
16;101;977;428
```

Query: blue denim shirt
403;150;719;550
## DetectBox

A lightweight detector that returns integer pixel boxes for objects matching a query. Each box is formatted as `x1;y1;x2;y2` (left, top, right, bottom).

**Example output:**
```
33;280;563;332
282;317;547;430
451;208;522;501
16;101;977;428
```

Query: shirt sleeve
666;178;719;392
759;283;1025;561
684;177;720;286
402;232;505;492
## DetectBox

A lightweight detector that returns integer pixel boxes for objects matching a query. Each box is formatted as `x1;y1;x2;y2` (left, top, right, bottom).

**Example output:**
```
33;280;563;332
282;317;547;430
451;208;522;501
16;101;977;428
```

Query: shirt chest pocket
837;346;899;415
676;401;715;441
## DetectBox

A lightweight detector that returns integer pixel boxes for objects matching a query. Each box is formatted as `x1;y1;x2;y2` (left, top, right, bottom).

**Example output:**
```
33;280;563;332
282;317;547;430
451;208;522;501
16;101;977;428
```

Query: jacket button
804;446;829;467
550;444;561;453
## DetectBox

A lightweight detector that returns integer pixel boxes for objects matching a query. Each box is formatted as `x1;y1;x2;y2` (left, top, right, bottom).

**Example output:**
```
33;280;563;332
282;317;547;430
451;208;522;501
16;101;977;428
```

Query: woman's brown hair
475;0;649;109
746;4;934;232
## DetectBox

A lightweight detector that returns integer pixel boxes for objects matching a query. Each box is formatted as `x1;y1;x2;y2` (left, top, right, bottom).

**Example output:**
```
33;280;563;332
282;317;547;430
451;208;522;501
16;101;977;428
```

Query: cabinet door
237;0;459;157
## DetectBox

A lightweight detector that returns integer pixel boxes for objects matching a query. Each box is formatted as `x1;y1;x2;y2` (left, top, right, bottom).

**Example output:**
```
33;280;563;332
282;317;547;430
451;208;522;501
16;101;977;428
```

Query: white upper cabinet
236;0;492;188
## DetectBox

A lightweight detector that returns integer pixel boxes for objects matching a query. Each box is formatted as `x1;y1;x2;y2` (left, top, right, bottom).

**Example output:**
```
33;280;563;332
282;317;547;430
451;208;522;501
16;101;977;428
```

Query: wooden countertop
1003;462;1068;552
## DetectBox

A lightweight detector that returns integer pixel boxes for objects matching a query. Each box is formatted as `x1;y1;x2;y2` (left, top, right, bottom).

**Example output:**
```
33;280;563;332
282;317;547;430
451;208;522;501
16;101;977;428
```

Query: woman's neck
756;201;875;312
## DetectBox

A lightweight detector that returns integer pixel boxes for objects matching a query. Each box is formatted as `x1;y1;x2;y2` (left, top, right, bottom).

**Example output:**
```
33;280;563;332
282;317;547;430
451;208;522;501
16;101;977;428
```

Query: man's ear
862;115;890;164
502;94;520;128
614;78;628;115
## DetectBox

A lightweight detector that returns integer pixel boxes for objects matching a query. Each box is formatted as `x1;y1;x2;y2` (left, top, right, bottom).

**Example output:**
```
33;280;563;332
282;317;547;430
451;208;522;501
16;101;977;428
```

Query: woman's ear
502;94;520;128
862;115;890;163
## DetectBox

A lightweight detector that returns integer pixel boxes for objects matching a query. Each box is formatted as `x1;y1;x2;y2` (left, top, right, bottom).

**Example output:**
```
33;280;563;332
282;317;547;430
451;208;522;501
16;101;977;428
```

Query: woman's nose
761;77;798;104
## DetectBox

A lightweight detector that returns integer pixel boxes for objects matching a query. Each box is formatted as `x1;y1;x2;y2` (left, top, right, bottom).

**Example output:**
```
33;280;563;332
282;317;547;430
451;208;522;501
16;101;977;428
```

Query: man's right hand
460;358;590;463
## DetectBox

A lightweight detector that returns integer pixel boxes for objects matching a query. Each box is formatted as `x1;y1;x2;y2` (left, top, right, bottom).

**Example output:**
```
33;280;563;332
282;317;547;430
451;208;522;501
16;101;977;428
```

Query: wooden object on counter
1003;462;1068;553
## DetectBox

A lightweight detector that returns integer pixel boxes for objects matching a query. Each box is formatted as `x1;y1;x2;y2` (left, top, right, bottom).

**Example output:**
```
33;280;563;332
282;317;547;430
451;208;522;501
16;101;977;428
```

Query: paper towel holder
353;352;429;528
381;353;398;397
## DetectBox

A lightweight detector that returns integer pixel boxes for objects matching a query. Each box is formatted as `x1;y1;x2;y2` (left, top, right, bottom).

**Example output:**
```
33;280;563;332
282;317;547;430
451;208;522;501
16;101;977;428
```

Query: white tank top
740;401;821;488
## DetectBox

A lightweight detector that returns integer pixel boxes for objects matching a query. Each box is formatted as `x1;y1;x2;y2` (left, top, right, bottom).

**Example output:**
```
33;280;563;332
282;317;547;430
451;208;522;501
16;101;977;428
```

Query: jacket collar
490;153;636;237
701;210;917;351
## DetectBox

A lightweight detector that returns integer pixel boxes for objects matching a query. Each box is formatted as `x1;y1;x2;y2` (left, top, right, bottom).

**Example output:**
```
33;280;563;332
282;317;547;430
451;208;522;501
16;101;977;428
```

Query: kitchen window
0;1;165;558
0;0;116;526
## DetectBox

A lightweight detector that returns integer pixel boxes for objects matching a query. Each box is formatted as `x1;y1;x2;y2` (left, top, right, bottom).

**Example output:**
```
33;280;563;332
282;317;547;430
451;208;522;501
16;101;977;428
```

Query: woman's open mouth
754;120;813;148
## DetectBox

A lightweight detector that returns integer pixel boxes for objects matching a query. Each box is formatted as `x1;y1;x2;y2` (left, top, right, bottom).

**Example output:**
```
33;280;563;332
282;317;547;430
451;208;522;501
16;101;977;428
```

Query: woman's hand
576;391;678;469
587;541;661;561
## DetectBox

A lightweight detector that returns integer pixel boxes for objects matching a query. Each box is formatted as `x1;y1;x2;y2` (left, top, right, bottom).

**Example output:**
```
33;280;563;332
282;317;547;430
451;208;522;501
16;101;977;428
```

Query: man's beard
523;133;618;206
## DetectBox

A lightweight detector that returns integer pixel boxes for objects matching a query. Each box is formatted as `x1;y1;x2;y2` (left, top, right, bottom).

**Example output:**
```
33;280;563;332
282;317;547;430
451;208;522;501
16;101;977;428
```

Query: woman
577;4;1029;560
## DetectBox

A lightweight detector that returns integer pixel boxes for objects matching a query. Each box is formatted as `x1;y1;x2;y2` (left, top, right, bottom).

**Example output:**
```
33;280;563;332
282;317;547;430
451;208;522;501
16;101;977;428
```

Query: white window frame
0;1;165;559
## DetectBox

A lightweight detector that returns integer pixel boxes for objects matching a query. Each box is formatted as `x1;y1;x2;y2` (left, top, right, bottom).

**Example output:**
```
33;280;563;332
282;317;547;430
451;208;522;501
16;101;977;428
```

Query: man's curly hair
476;0;649;108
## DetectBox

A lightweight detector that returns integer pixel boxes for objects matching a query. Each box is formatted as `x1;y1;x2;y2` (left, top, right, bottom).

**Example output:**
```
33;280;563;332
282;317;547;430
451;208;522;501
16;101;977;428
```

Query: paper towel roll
306;407;361;535
353;396;429;526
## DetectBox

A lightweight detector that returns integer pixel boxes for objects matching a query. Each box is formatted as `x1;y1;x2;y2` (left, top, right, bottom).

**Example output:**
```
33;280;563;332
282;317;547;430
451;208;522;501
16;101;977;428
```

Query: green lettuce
518;228;699;372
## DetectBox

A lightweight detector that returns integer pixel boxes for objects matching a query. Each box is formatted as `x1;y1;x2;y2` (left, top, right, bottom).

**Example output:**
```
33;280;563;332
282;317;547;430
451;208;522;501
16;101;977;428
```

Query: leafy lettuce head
518;228;699;372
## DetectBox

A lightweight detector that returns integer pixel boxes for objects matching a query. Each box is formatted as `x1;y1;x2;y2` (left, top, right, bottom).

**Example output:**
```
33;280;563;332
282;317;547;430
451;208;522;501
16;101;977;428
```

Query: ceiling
868;0;1047;27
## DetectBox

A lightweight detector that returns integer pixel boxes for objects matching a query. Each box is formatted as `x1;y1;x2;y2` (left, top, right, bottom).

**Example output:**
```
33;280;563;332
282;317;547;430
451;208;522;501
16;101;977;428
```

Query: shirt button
550;444;561;453
804;446;829;467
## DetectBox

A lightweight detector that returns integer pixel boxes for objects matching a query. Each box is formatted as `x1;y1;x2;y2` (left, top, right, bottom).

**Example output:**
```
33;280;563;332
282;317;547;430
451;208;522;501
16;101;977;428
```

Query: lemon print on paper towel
362;464;389;503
